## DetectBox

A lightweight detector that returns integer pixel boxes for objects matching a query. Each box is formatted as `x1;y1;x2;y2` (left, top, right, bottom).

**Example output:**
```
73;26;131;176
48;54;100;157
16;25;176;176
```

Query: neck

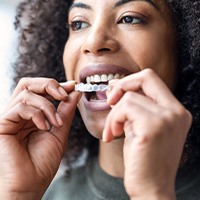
98;138;125;178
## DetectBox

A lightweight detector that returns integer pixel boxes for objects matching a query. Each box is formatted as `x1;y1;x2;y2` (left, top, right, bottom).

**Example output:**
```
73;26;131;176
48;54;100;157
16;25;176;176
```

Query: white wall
0;1;20;113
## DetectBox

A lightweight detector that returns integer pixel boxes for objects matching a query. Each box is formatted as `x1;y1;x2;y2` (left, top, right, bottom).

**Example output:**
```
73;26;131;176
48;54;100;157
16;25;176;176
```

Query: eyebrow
69;2;91;13
69;0;157;13
114;0;157;9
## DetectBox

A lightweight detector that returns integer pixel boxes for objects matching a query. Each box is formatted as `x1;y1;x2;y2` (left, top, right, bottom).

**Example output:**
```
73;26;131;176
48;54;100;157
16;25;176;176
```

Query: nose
81;23;120;55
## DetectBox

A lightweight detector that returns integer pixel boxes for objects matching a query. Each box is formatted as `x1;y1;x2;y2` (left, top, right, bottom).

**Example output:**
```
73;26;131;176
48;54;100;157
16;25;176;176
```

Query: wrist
0;191;43;200
130;192;176;200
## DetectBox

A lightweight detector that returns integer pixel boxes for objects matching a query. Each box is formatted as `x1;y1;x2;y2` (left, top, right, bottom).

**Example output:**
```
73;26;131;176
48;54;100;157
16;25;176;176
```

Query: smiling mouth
78;64;132;110
85;73;125;84
78;73;125;102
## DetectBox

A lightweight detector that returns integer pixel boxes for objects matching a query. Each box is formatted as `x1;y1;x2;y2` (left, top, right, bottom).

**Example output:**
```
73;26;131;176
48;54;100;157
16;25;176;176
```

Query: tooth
114;73;120;79
86;76;91;83
94;75;101;83
108;74;114;81
101;74;108;82
85;73;125;84
90;75;94;83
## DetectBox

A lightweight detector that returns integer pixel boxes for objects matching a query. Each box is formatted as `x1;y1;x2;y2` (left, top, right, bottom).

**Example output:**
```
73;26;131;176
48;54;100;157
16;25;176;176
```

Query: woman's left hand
103;69;192;200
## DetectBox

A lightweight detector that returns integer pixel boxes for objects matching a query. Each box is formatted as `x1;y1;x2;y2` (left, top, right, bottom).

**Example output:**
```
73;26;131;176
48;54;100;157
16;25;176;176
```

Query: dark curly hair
13;0;200;171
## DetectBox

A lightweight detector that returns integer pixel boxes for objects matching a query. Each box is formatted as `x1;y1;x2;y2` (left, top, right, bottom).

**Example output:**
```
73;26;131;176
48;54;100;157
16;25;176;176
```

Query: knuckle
32;106;45;119
18;77;28;85
20;89;31;104
162;109;176;122
32;109;43;118
46;78;57;86
157;110;177;133
114;82;123;92
158;106;192;135
123;92;133;102
162;107;187;123
18;77;30;88
15;102;29;115
177;107;193;128
142;68;155;77
45;79;58;92
42;101;55;112
135;134;149;145
16;102;25;110
173;106;192;124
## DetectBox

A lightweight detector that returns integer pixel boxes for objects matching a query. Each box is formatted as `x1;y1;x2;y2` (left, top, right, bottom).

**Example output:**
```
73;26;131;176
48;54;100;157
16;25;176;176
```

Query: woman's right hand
0;78;81;200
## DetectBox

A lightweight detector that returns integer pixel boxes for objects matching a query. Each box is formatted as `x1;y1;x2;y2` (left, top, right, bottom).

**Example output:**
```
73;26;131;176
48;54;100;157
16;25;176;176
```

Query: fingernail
60;80;77;87
58;86;68;98
68;80;77;84
56;113;63;126
102;129;110;143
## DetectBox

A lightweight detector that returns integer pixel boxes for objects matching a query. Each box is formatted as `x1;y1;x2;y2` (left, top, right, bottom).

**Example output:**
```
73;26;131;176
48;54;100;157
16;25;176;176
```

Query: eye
118;15;144;25
67;20;90;31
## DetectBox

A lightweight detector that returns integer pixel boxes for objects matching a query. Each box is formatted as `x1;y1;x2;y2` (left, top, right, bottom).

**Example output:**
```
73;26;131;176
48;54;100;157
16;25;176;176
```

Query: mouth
84;73;125;102
78;64;132;111
80;64;130;100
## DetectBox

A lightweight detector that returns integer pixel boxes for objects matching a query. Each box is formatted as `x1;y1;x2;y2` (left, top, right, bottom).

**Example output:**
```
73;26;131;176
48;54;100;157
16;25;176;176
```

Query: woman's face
63;0;177;139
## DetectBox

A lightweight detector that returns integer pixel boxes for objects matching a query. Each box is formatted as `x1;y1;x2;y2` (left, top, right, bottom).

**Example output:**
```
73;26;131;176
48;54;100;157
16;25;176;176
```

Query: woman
0;0;199;199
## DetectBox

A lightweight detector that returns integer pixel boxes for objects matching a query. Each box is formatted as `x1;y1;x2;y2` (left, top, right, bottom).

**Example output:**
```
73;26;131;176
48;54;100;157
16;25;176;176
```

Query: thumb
51;91;81;145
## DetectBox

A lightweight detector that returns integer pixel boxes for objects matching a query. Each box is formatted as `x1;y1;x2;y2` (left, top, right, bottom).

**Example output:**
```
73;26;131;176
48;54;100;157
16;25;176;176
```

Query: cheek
63;40;80;81
63;43;73;80
125;31;176;87
143;32;177;87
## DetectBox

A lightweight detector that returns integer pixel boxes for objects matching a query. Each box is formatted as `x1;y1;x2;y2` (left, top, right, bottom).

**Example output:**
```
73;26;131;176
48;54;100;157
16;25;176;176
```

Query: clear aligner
75;83;110;92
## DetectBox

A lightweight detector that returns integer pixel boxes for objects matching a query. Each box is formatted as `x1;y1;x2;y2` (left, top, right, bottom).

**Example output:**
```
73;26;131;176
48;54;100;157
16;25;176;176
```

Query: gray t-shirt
42;159;200;200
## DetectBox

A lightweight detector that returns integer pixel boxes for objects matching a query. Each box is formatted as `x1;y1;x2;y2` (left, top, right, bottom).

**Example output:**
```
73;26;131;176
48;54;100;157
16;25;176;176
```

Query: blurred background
0;0;67;180
0;0;21;113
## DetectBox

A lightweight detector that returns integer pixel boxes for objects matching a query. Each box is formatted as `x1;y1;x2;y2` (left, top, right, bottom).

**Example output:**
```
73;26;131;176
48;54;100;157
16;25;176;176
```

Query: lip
83;98;111;111
79;64;133;111
79;63;133;83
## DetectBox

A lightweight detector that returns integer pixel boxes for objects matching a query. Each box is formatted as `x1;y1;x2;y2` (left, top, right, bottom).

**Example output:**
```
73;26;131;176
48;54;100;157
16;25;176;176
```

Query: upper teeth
86;73;125;83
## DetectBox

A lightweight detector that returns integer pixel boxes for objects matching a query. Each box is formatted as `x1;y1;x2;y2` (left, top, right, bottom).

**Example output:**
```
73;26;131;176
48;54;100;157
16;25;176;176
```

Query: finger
107;69;179;107
103;97;149;142
57;91;81;127
8;90;62;127
110;91;161;114
60;80;77;91
0;103;51;134
12;78;76;101
21;81;77;102
50;91;82;145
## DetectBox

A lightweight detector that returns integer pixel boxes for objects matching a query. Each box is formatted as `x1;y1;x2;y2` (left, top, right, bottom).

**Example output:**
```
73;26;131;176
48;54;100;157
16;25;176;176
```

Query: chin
78;101;110;139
